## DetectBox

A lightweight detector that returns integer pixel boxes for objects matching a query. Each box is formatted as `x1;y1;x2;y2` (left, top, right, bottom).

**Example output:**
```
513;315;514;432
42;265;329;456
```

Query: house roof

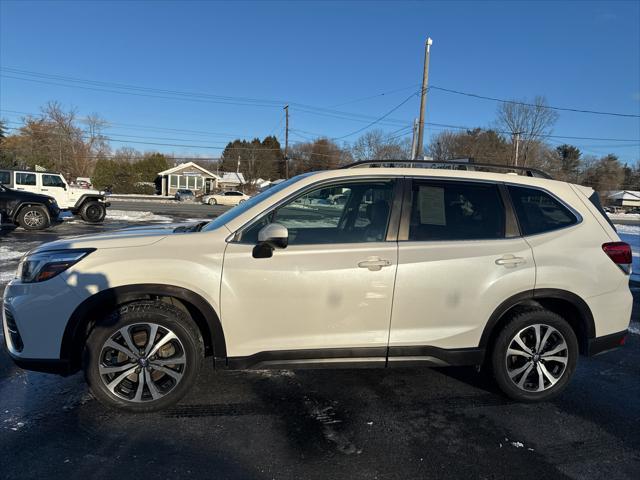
158;161;220;179
608;190;640;201
219;172;246;184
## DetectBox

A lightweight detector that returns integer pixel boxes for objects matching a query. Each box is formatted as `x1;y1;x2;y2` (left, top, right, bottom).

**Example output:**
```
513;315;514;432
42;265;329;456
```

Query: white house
157;162;220;196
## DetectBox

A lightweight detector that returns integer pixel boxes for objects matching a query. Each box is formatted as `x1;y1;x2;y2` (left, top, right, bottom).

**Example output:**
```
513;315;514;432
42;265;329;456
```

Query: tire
239;199;246;204
79;201;106;223
208;198;217;205
17;205;50;230
83;301;204;412
491;309;578;402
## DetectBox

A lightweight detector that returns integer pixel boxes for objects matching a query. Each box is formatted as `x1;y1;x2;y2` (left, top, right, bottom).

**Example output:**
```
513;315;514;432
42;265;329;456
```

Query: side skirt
225;346;485;370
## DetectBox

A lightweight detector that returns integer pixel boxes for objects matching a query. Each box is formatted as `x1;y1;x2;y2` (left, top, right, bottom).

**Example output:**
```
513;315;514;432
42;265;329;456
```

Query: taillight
602;242;632;273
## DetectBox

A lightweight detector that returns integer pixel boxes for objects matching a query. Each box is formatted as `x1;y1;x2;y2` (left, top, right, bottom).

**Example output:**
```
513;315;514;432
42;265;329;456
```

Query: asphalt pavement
0;205;639;480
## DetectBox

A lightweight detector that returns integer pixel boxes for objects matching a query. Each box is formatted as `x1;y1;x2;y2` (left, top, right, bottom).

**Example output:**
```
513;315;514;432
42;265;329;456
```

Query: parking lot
1;207;639;480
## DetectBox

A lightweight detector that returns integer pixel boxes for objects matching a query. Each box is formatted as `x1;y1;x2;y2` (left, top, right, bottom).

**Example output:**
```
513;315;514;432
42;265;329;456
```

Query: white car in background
202;190;250;206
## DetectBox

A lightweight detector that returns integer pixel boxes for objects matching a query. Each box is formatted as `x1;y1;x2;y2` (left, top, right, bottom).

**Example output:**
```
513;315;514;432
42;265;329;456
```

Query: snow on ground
105;209;173;223
0;246;26;262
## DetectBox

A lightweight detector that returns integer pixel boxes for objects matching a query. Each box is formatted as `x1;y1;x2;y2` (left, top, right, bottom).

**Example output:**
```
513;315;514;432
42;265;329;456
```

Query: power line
331;91;420;140
430;85;640;119
329;84;421;108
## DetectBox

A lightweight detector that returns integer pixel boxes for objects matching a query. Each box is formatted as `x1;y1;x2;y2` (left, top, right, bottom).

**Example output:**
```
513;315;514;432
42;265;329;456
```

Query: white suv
2;162;633;411
0;169;109;223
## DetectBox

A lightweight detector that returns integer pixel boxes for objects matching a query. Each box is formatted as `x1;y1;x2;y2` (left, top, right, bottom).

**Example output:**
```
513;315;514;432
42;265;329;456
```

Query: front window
200;173;316;232
42;174;65;188
239;179;396;245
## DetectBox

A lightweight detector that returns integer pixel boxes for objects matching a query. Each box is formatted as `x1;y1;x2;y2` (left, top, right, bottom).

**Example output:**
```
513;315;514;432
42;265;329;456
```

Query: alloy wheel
23;210;45;228
505;323;569;392
98;323;186;403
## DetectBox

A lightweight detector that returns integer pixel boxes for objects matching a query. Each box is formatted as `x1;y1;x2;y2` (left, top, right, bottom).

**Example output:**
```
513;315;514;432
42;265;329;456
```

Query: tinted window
241;180;396;245
508;186;577;235
16;172;36;186
588;191;616;230
408;180;505;241
43;174;65;188
0;171;9;185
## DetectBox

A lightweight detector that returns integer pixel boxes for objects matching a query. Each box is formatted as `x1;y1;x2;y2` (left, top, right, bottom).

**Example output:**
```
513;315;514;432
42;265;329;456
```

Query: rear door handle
358;257;392;271
495;255;526;268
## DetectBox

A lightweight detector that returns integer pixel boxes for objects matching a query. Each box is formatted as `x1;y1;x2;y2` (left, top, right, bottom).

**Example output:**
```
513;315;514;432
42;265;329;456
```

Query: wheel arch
72;194;107;211
15;201;51;222
61;284;227;371
479;289;595;356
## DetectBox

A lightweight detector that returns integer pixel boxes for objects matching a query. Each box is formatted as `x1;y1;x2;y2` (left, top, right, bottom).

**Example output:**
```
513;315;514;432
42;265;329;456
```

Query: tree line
1;99;638;197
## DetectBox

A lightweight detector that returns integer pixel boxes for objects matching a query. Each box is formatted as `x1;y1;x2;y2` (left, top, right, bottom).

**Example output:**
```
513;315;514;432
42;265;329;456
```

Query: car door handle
41;188;48;191
495;255;526;268
358;257;392;271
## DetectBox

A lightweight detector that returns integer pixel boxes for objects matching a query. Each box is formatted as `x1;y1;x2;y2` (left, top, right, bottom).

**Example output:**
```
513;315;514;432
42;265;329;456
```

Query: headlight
17;249;94;283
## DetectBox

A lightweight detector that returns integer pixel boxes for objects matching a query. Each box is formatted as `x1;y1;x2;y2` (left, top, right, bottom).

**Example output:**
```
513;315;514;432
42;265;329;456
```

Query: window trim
398;177;510;243
231;175;405;245
505;183;583;238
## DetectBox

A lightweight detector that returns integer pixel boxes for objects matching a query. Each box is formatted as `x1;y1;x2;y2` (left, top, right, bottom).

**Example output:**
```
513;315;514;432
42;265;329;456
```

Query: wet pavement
1;210;639;480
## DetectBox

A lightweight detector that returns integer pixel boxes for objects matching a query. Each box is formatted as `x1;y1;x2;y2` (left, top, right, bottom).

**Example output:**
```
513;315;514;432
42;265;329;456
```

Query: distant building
157;162;220;196
157;162;248;196
608;190;640;208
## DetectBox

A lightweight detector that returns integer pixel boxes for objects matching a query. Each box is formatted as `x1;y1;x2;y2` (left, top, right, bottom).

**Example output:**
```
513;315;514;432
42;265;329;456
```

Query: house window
170;175;178;188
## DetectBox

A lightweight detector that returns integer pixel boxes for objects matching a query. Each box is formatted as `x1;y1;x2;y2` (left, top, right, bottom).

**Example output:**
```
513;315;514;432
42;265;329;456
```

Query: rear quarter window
508;185;578;236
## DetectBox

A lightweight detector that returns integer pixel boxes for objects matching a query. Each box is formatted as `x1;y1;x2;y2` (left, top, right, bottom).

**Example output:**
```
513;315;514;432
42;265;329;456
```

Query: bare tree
496;96;559;166
351;130;411;161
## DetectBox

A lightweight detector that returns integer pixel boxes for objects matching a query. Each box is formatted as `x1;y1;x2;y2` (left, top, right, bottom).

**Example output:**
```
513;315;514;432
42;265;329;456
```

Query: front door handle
358;257;392;271
495;255;526;268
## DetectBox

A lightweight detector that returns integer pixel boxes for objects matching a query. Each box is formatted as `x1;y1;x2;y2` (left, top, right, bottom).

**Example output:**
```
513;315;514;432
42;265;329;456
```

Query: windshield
201;173;317;232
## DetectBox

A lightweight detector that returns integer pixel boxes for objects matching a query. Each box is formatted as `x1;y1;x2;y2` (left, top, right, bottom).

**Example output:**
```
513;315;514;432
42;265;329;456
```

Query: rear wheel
80;201;106;223
491;309;578;402
17;205;50;230
84;301;204;412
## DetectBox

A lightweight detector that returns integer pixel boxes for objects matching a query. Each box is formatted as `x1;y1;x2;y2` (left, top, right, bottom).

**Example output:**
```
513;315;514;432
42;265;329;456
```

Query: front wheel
491;309;578;402
84;301;204;412
17;205;50;230
80;201;106;223
208;198;217;205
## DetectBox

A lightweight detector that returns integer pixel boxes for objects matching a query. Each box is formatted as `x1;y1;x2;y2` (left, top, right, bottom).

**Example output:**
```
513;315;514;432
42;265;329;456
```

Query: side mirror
253;223;288;258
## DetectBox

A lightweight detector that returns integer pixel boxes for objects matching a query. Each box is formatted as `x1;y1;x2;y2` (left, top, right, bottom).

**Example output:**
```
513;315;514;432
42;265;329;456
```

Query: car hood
3;188;55;204
31;223;187;252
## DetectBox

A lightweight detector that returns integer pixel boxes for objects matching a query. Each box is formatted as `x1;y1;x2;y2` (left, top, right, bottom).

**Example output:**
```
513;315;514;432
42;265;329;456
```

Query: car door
220;177;402;364
41;174;67;206
13;171;39;195
388;178;535;362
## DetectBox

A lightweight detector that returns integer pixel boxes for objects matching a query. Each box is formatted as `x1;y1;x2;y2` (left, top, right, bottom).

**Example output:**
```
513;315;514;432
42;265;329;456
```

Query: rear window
508;186;577;236
408;180;506;241
588;191;616;231
0;171;9;185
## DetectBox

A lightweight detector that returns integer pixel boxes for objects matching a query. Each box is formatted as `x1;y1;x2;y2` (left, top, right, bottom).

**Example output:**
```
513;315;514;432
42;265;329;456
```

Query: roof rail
341;160;552;179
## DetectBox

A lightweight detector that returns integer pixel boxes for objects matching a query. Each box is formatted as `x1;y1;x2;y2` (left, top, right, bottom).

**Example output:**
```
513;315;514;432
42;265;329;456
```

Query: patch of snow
0;271;16;284
629;323;640;335
615;225;640;282
608;213;640;220
616;224;640;235
511;441;525;448
106;210;172;223
0;246;25;261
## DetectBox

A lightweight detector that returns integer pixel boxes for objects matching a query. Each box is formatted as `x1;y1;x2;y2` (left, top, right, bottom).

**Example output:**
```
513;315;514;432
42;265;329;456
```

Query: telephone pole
513;131;522;166
410;118;419;160
415;37;433;160
284;105;289;179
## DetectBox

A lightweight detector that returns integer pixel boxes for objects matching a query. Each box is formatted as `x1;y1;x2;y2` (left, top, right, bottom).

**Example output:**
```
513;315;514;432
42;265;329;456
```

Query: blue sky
1;0;639;162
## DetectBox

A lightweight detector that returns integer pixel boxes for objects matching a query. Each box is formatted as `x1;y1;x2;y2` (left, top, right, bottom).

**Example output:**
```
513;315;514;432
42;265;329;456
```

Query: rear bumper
587;330;628;356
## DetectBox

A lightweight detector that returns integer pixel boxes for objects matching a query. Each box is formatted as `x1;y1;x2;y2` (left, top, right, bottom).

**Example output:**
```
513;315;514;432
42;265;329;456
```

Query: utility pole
410;118;419;161
284;105;289;179
513;132;522;166
415;37;433;160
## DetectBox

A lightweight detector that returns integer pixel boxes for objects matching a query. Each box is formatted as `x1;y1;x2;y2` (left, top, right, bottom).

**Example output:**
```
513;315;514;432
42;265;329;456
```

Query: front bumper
2;276;81;364
587;330;628;356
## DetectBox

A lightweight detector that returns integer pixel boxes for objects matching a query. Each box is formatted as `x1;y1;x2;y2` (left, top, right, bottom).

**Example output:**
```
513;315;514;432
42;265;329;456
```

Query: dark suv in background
0;184;61;231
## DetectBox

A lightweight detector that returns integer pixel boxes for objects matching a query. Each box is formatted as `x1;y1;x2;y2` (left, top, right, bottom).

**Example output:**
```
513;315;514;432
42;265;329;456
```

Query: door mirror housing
253;223;288;258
